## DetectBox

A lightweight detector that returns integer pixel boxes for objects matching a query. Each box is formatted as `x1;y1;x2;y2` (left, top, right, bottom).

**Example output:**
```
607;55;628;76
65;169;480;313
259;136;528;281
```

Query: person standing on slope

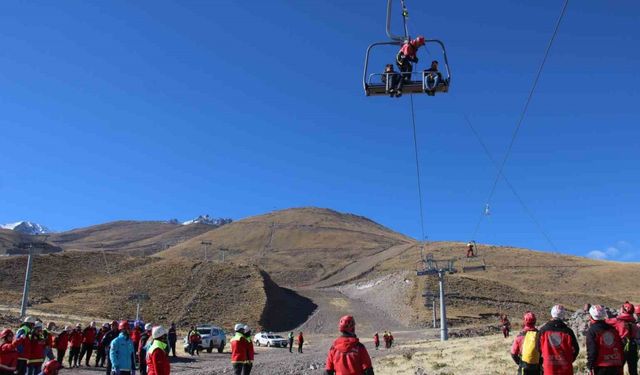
67;325;82;368
138;324;153;375
146;326;169;375
242;326;254;375
53;327;69;367
510;311;541;375
26;322;47;375
297;332;304;354
538;305;579;375
102;321;119;375
605;301;638;375
373;333;379;350
95;324;109;367
79;322;97;366
230;324;251;375
15;317;36;375
167;324;177;358
109;321;135;375
501;315;512;338
325;315;374;375
587;305;623;375
288;332;294;353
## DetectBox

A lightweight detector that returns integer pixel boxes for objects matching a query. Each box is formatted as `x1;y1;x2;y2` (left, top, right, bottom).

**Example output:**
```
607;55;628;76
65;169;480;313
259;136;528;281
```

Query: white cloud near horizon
587;241;638;261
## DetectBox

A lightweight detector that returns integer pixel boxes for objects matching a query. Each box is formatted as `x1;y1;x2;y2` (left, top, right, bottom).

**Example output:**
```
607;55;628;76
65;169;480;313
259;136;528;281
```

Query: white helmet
243;325;251;334
145;323;153;331
23;316;36;324
234;323;245;333
152;326;167;339
551;304;566;320
34;322;43;329
90;321;96;328
589;305;607;321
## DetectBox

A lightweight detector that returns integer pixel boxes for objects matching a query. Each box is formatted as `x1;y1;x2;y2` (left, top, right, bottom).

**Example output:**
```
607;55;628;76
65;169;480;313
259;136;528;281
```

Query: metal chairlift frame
363;0;452;97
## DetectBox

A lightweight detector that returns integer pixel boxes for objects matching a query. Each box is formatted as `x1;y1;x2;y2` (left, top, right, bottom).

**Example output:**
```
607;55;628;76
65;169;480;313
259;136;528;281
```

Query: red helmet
118;320;130;332
413;36;426;46
43;360;61;375
622;301;634;314
338;315;356;333
523;311;536;327
0;329;13;339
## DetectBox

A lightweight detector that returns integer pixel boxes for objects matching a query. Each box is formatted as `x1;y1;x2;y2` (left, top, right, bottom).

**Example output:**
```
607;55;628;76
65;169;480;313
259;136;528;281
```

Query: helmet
589;305;607;321
118;320;130;332
63;326;70;331
144;323;153;331
0;329;13;339
90;321;96;328
23;316;36;324
622;301;634;314
551;305;566;320
234;323;245;333
34;322;43;329
102;323;110;329
338;315;356;333
43;360;61;375
523;311;536;327
243;325;251;335
152;326;166;339
414;35;426;46
75;324;81;329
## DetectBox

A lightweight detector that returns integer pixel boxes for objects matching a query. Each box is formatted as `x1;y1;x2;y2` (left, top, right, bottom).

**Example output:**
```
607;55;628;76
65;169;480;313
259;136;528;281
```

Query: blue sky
0;0;638;260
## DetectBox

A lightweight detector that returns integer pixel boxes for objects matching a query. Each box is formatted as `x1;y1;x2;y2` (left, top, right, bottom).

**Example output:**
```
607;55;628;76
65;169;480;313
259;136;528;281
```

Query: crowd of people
0;318;178;375
510;302;640;375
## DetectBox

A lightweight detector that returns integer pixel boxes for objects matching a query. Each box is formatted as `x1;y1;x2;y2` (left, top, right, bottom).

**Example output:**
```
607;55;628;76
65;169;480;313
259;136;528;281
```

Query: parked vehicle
182;325;226;353
253;332;288;348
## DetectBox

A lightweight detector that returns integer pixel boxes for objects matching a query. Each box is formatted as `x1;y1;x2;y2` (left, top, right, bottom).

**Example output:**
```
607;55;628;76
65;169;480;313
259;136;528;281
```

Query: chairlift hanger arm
386;0;409;42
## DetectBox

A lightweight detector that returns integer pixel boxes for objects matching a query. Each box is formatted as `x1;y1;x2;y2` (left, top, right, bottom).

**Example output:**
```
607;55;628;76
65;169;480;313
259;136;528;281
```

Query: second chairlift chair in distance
363;0;452;97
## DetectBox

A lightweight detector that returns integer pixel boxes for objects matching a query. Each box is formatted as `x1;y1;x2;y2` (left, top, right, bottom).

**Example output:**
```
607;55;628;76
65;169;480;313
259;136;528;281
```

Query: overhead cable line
409;94;427;258
473;0;570;241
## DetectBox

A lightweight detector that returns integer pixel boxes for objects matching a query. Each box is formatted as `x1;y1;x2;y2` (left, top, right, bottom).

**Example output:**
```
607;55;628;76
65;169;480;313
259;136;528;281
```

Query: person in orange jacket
325;316;374;375
230;324;252;375
0;329;17;375
67;325;83;368
146;326;170;375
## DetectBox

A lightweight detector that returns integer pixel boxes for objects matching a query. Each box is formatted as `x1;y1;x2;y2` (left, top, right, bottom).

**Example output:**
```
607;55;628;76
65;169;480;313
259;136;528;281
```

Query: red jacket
83;327;97;345
539;319;579;375
131;329;141;349
398;41;419;61
69;331;83;348
325;335;373;375
373;334;379;345
297;334;304;344
606;313;638;341
26;335;46;364
230;334;252;364
146;343;170;375
0;343;18;370
55;332;69;351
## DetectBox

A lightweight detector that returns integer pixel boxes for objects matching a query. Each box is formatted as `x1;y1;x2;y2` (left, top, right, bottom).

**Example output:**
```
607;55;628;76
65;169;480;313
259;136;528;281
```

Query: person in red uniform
297;332;304;354
67;325;83;368
466;242;475;258
0;329;17;375
146;326;170;375
325;315;374;375
394;35;426;96
373;333;379;350
538;304;579;375
131;324;142;358
501;315;511;338
53;327;69;367
26;322;47;375
79;322;97;366
606;301;638;375
38;360;60;375
587;304;623;375
510;311;541;375
230;324;252;375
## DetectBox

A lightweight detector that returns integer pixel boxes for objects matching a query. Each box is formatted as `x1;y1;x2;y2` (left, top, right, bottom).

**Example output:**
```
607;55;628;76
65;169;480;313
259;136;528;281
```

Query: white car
253;332;288;348
183;325;226;353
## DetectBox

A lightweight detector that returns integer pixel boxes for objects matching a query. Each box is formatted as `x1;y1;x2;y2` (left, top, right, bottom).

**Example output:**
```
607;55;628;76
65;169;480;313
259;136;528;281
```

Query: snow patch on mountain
1;221;52;235
182;215;232;226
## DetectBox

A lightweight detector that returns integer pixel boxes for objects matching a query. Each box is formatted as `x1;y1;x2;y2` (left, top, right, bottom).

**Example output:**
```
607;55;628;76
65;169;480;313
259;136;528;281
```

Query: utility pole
417;254;456;341
220;248;227;263
20;244;34;318
201;241;212;262
129;293;149;321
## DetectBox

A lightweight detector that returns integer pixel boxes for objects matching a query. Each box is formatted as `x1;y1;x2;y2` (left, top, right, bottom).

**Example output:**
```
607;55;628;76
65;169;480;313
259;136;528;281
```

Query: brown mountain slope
0;252;315;330
345;241;640;327
158;207;413;285
0;229;62;255
50;221;213;255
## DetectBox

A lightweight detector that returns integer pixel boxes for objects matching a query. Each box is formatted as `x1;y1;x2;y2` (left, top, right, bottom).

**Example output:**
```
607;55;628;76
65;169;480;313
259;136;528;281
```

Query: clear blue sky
1;0;638;260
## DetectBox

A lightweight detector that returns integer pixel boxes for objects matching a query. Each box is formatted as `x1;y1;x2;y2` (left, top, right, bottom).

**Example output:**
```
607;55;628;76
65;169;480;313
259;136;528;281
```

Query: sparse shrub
402;348;417;360
432;362;448;369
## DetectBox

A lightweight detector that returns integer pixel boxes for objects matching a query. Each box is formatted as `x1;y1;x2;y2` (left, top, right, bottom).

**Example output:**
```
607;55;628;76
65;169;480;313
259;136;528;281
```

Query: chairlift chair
461;240;487;273
363;0;452;97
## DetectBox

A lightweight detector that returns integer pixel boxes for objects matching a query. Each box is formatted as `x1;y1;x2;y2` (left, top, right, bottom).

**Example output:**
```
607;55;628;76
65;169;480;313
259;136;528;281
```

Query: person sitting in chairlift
381;64;400;98
424;60;443;96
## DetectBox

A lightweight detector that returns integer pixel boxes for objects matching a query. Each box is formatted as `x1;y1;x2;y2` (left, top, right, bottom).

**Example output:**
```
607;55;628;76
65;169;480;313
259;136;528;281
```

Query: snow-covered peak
1;221;52;235
182;215;232;227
